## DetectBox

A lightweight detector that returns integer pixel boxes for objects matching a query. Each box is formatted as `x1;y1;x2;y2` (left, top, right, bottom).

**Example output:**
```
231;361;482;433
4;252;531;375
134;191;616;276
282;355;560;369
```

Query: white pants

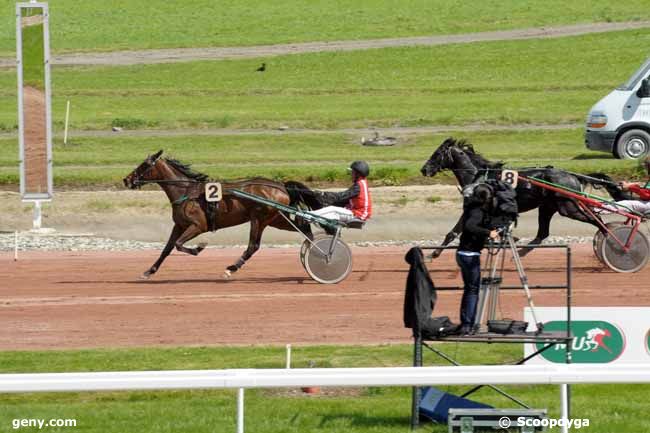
603;200;650;215
310;206;354;222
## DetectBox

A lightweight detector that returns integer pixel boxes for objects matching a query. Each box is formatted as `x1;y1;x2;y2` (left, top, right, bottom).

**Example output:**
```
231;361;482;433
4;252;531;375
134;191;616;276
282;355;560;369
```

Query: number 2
205;182;222;202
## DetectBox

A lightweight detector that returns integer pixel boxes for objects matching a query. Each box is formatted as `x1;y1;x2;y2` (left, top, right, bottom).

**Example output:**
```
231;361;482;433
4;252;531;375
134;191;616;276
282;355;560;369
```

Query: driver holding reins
312;160;372;223
615;156;650;215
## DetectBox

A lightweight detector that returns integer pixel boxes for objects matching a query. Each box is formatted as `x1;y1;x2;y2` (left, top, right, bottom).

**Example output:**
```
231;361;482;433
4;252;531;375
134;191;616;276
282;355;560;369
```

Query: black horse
420;138;627;256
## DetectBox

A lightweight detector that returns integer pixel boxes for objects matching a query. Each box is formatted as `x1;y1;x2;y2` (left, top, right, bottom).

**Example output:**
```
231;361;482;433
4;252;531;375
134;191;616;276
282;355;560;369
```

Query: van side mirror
637;77;650;98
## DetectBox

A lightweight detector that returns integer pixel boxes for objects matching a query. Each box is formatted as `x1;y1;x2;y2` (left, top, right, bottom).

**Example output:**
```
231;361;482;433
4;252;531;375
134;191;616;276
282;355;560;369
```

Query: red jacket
628;183;650;201
348;177;372;220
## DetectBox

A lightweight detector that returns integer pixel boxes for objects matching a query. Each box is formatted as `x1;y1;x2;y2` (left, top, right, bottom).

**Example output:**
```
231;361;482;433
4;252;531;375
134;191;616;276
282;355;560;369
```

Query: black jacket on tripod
403;247;457;339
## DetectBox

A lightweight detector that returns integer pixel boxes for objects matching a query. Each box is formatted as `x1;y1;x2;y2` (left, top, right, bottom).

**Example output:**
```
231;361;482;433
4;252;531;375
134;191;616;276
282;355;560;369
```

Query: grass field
0;128;643;188
1;344;649;433
0;1;646;55
2;28;649;132
2;5;649;431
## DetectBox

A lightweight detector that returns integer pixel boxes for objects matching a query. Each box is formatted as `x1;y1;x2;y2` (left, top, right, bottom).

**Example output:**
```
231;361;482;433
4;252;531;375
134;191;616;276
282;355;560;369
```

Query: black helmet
349;160;370;177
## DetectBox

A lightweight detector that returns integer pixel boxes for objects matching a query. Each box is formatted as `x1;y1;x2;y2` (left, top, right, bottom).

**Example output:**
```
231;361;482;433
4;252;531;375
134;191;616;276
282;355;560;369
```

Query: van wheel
615;129;650;160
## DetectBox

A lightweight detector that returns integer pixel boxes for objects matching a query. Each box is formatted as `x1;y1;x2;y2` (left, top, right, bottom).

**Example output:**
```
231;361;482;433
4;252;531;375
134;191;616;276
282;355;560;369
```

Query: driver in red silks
614;156;650;215
311;161;372;223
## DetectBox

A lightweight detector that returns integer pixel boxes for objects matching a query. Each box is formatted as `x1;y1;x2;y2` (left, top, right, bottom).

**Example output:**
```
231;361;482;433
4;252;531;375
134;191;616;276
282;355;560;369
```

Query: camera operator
456;184;500;335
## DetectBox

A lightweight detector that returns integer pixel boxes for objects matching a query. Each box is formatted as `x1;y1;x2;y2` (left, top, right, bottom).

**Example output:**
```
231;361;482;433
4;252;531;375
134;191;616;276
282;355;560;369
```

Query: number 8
501;170;518;188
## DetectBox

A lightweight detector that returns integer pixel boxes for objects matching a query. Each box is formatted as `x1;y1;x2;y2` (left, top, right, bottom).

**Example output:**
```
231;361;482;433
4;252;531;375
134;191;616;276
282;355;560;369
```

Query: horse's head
421;137;475;177
123;150;164;189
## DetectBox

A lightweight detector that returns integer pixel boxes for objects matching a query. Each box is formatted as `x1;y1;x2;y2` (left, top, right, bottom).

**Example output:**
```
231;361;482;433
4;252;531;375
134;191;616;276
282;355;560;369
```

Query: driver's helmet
349;160;370;177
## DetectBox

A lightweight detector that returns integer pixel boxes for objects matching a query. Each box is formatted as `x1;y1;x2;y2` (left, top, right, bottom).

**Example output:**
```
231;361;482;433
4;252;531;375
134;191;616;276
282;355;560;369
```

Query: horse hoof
223;270;232;279
140;273;151;280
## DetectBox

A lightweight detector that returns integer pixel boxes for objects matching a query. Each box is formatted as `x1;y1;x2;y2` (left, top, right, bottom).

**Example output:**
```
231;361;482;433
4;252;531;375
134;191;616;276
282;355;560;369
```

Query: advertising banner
524;307;650;364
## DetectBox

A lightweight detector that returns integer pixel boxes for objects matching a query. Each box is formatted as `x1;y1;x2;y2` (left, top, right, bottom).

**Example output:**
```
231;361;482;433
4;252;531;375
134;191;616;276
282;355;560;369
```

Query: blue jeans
456;252;481;327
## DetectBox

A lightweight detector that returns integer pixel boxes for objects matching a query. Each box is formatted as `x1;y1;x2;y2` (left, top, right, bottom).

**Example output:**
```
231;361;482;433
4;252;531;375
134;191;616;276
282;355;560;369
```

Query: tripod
473;225;543;333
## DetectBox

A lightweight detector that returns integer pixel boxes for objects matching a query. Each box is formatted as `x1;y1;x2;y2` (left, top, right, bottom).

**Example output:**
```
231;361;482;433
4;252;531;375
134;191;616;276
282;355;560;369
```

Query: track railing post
560;384;569;433
236;388;244;433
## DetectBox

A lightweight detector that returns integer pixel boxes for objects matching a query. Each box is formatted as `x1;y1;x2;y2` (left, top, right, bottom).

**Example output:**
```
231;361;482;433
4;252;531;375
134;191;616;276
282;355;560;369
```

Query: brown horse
123;150;321;279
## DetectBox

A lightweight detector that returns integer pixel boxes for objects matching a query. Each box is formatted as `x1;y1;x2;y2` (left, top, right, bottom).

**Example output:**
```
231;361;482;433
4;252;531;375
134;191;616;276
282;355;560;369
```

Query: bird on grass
256;63;266;72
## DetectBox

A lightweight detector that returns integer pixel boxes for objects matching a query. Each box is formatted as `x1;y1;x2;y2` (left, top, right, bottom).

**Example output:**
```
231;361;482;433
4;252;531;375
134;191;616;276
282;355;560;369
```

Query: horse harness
172;179;289;232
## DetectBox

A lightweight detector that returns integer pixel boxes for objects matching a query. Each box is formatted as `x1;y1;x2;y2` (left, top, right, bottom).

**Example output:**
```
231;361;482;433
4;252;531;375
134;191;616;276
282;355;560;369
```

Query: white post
33;201;42;230
560;384;569;433
236;388;244;433
286;344;291;369
14;231;18;261
63;100;70;145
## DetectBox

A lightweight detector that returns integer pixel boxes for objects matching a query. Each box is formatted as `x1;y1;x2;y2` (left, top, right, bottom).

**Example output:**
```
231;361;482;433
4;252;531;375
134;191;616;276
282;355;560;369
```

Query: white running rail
2;364;649;432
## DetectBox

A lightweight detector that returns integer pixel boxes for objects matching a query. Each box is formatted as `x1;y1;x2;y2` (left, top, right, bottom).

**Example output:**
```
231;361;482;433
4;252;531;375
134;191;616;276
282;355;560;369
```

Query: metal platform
431;331;572;344
410;243;574;431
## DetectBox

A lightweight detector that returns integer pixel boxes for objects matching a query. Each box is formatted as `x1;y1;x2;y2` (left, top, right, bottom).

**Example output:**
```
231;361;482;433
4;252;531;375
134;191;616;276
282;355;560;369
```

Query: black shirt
458;205;493;253
319;182;360;206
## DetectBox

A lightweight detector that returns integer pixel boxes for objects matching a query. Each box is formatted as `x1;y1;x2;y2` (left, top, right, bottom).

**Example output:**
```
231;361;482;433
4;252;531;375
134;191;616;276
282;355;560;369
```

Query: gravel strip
0;233;591;252
2;21;648;68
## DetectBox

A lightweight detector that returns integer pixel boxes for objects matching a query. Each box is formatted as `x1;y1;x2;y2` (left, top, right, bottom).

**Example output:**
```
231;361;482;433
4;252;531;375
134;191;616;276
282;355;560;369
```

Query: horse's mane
451;138;504;170
164;157;210;181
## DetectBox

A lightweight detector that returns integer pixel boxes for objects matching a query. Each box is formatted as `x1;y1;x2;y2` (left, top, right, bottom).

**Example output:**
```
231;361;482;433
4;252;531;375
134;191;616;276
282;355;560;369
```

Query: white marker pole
14;231;18;261
33;201;42;230
286;344;291;369
63;100;70;145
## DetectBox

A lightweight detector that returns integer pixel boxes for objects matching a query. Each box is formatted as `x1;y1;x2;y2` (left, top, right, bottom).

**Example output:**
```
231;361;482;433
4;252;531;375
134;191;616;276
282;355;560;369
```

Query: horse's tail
579;172;632;201
283;181;323;210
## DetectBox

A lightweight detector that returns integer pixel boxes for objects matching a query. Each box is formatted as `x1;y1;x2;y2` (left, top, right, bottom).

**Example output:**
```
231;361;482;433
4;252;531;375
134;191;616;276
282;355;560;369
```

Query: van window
618;58;650;91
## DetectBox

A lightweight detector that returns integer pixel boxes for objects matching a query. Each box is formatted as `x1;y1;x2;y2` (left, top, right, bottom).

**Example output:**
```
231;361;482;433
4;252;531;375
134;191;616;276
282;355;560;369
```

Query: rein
134;179;201;185
135;178;293;206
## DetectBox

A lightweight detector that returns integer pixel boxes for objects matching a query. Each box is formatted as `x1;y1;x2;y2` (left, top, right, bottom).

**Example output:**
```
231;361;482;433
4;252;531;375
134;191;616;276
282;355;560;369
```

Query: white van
585;57;650;160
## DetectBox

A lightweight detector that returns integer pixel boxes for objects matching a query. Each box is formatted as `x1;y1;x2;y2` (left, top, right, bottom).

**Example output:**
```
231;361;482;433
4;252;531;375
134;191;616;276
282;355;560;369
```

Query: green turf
2;28;649;131
0;344;648;433
0;128;644;188
0;1;646;55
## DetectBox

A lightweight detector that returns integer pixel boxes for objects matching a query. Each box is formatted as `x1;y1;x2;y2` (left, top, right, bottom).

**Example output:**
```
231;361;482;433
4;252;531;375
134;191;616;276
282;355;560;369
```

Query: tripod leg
487;247;506;322
475;246;502;331
507;234;542;331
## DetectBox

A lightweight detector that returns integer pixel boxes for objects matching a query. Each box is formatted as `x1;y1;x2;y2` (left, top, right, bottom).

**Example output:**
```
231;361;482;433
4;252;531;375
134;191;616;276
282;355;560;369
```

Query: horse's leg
174;224;207;256
519;204;557;257
556;199;602;228
431;216;463;259
224;217;267;278
141;224;183;279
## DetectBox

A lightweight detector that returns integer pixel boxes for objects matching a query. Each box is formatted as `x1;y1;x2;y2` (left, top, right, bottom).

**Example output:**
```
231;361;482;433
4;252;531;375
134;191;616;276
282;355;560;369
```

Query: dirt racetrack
1;244;648;350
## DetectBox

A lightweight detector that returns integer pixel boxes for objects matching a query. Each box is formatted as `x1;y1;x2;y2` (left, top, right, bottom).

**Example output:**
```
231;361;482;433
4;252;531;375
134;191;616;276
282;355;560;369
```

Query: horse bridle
130;154;164;187
131;154;202;187
431;145;479;180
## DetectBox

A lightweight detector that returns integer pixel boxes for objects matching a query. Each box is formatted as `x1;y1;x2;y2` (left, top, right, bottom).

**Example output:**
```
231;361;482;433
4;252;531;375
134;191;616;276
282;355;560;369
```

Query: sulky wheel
300;234;328;268
600;225;650;273
300;239;310;268
303;235;352;284
593;222;623;263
